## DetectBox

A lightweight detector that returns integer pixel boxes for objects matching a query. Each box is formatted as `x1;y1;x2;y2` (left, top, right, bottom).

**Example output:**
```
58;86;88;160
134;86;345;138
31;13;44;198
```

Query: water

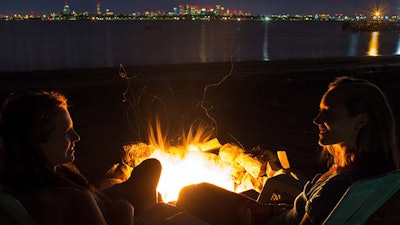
0;20;399;71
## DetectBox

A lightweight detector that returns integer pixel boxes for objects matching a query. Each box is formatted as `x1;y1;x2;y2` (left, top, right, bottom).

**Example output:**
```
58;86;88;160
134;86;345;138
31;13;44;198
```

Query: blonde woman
176;76;400;225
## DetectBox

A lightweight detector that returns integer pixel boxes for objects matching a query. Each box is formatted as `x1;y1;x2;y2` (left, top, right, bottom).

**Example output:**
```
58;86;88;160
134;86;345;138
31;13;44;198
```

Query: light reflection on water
1;20;399;71
199;22;207;63
396;34;400;55
263;23;269;61
348;34;358;56
368;32;380;56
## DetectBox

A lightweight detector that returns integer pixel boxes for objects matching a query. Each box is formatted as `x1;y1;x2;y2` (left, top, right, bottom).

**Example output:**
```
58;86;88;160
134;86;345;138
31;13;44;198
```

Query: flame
146;120;237;202
116;64;266;203
120;140;266;203
117;120;266;203
150;147;235;202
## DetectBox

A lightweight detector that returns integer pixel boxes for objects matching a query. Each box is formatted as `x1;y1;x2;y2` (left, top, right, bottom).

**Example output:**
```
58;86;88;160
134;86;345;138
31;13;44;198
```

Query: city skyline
0;0;398;16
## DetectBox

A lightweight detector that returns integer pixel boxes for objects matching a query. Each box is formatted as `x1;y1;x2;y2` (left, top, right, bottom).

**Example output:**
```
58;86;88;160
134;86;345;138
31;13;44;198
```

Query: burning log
197;138;222;152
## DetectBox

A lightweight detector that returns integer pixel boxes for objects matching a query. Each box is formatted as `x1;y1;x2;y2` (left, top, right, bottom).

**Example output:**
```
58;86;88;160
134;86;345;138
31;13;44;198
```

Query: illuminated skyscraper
97;2;101;15
178;4;185;15
63;1;70;15
173;7;179;15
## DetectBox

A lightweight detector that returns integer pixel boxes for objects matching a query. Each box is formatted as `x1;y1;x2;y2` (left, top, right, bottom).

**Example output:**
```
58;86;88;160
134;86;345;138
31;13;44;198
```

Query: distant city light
1;1;400;22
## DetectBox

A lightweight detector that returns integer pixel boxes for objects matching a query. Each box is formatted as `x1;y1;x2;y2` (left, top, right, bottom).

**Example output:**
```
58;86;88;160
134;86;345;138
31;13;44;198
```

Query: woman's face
313;87;361;148
40;109;80;167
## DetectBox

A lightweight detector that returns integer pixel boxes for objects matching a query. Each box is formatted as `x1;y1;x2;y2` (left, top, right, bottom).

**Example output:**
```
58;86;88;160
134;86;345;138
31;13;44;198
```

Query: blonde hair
322;77;399;175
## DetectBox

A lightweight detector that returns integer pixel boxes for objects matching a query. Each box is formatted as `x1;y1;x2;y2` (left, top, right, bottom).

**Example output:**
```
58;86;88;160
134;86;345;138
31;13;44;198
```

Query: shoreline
1;55;399;76
1;56;400;184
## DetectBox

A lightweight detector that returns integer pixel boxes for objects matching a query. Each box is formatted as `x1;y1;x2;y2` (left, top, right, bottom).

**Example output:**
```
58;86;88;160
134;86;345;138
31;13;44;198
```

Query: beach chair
323;169;400;225
0;192;36;225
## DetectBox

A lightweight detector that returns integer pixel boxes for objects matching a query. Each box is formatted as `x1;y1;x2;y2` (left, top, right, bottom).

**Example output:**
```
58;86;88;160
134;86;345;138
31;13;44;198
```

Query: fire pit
101;137;287;203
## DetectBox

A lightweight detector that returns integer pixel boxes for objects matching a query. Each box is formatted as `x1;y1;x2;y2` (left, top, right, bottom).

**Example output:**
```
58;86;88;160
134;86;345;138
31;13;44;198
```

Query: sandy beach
1;55;400;185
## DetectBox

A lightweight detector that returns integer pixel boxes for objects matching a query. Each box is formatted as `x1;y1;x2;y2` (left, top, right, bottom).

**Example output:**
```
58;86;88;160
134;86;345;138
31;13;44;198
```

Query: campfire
101;126;289;203
122;140;268;202
108;65;291;203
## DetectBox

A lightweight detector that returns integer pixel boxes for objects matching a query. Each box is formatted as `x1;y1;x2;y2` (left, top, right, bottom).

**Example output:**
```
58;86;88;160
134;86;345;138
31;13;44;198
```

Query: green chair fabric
0;192;36;225
323;169;400;225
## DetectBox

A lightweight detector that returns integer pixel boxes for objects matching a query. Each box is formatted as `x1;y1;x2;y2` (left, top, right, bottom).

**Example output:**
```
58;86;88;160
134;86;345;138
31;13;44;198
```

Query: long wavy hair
0;90;70;191
321;76;400;176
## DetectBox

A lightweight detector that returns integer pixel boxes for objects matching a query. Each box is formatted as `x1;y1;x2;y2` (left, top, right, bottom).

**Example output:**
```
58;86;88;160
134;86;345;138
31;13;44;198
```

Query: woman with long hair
0;90;160;225
175;76;400;225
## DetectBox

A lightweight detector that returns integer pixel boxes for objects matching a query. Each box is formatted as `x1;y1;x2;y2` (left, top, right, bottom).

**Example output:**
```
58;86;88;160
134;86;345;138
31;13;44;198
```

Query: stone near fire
228;162;246;185
219;143;244;163
235;153;263;178
100;162;133;190
122;142;156;167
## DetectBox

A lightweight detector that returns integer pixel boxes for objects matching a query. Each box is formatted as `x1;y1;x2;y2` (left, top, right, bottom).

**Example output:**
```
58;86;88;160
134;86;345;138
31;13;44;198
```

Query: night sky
0;0;398;16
